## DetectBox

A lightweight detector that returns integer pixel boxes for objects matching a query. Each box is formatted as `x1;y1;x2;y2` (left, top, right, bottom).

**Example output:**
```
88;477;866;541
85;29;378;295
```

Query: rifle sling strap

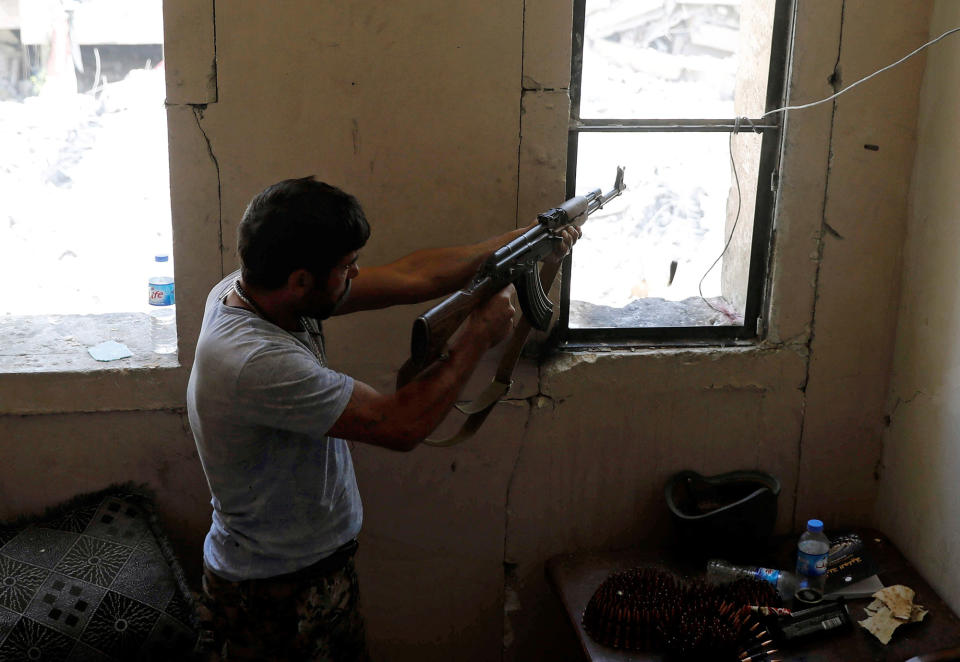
423;259;562;448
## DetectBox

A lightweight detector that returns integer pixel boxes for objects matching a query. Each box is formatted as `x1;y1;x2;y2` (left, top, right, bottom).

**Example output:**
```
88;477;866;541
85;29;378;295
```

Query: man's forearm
325;317;497;451
339;225;528;313
385;226;527;299
388;326;491;445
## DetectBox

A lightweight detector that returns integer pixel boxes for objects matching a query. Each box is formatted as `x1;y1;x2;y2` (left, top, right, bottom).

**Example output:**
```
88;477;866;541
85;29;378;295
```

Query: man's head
239;177;369;288
238;177;370;316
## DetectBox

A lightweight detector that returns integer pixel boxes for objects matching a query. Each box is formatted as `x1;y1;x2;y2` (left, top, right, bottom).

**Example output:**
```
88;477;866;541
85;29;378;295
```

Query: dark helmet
665;469;781;562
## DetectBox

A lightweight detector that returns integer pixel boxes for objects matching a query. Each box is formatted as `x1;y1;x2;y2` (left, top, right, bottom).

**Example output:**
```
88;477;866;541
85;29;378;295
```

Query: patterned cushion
0;485;198;661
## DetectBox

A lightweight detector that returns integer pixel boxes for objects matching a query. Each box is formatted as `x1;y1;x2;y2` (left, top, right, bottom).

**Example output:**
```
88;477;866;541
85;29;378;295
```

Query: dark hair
237;177;370;289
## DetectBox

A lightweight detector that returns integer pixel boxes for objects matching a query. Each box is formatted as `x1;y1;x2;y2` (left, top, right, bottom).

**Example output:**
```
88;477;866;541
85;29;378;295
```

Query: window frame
558;0;795;344
0;0;219;416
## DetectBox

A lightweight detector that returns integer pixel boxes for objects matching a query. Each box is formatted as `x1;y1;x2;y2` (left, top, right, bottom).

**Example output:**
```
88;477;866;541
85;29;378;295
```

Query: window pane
569;130;762;328
0;13;170;316
580;0;773;119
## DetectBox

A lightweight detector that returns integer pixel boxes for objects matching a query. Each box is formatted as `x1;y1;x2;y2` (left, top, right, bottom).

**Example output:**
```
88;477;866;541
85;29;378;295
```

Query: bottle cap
807;519;824;532
155;254;169;262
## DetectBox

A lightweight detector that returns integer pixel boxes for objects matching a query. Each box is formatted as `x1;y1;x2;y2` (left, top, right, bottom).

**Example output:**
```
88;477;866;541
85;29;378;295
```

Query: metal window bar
558;0;794;344
572;119;780;132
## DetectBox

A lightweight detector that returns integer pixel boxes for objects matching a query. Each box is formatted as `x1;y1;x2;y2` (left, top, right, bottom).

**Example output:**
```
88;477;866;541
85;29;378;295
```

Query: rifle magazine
516;266;554;331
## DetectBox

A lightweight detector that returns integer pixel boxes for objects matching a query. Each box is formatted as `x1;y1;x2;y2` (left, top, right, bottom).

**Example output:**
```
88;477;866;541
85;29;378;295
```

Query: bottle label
796;550;828;577
754;567;782;585
149;282;175;306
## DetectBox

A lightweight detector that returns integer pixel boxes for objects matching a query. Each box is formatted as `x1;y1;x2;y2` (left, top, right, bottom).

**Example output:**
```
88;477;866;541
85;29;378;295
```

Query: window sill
0;313;186;415
1;313;177;374
569;296;743;329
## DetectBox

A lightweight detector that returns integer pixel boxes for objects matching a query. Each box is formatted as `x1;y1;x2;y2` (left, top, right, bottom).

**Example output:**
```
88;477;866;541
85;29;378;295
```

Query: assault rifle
397;167;626;447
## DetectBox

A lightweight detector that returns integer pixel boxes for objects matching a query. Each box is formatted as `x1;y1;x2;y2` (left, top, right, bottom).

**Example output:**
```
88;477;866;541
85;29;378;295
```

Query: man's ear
287;268;315;294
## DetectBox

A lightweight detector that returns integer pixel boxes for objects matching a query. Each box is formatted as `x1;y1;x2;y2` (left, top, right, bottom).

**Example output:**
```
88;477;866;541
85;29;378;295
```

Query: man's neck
230;280;302;332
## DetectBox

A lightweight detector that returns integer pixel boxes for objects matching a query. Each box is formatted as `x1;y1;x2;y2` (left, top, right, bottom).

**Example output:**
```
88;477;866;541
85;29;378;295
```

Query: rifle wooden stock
412;277;506;362
396;276;505;387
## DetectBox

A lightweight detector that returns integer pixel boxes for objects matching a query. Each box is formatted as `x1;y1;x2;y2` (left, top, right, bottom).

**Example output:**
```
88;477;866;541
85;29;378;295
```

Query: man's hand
550;224;582;264
466;285;517;348
520;222;582;266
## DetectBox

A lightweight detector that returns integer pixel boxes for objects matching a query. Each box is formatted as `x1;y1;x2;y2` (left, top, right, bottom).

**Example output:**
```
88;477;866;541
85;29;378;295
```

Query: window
0;0;174;372
560;0;793;342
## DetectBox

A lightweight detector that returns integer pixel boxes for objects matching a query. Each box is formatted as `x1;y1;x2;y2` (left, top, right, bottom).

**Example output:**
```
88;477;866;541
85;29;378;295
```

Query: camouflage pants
197;541;369;662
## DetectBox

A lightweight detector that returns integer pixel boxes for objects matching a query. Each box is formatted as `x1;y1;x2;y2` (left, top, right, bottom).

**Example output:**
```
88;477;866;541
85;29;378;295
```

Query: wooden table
546;529;960;661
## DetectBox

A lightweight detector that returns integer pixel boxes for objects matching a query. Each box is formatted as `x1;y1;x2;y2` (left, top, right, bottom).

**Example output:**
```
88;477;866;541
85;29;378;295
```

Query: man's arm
326;287;515;451
334;223;580;315
333;226;526;315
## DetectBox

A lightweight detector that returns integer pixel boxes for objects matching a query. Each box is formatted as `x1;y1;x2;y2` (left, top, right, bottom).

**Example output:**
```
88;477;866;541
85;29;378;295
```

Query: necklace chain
231;279;264;316
232;279;326;365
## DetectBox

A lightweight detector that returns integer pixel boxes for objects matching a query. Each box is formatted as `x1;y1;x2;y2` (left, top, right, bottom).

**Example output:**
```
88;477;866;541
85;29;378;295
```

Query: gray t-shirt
186;272;361;581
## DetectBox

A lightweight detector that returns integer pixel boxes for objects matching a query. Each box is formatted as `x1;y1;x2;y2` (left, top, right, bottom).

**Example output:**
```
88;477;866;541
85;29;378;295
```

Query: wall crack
501;388;544;658
190;105;224;268
521;82;570;93
210;0;219;102
886;389;926;425
793;0;846;529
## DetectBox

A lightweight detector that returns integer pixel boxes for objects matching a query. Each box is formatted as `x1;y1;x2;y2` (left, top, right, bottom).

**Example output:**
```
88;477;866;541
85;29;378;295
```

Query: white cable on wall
699;25;960;315
762;25;960;119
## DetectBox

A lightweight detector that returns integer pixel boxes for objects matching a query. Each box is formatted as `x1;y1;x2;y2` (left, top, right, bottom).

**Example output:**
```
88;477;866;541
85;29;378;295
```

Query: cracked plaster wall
792;0;932;530
0;0;942;660
875;0;960;618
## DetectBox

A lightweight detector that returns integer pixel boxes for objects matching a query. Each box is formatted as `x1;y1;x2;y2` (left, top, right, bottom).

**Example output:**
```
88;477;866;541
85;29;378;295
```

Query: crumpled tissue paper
858;584;928;644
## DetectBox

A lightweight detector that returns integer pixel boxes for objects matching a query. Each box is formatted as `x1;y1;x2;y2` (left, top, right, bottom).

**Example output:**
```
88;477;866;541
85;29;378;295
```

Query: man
187;176;578;661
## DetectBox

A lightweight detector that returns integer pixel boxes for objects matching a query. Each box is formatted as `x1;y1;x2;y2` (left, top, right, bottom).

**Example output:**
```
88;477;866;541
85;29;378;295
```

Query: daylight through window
0;0;170;317
561;0;792;341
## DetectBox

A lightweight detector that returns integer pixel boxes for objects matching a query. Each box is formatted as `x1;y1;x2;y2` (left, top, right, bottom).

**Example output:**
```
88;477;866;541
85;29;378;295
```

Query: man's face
309;250;359;319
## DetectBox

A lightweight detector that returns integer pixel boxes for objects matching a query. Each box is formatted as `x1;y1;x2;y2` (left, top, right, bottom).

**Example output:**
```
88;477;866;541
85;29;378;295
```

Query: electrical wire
698;131;741;315
762;25;960;119
699;24;960;314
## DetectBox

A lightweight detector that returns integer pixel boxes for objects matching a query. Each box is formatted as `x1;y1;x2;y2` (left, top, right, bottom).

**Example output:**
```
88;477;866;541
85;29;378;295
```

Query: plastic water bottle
794;519;830;604
706;559;797;599
148;254;176;354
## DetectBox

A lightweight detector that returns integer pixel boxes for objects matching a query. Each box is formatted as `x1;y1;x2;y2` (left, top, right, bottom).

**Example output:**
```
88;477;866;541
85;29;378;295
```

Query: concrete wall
0;1;938;659
876;0;960;618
